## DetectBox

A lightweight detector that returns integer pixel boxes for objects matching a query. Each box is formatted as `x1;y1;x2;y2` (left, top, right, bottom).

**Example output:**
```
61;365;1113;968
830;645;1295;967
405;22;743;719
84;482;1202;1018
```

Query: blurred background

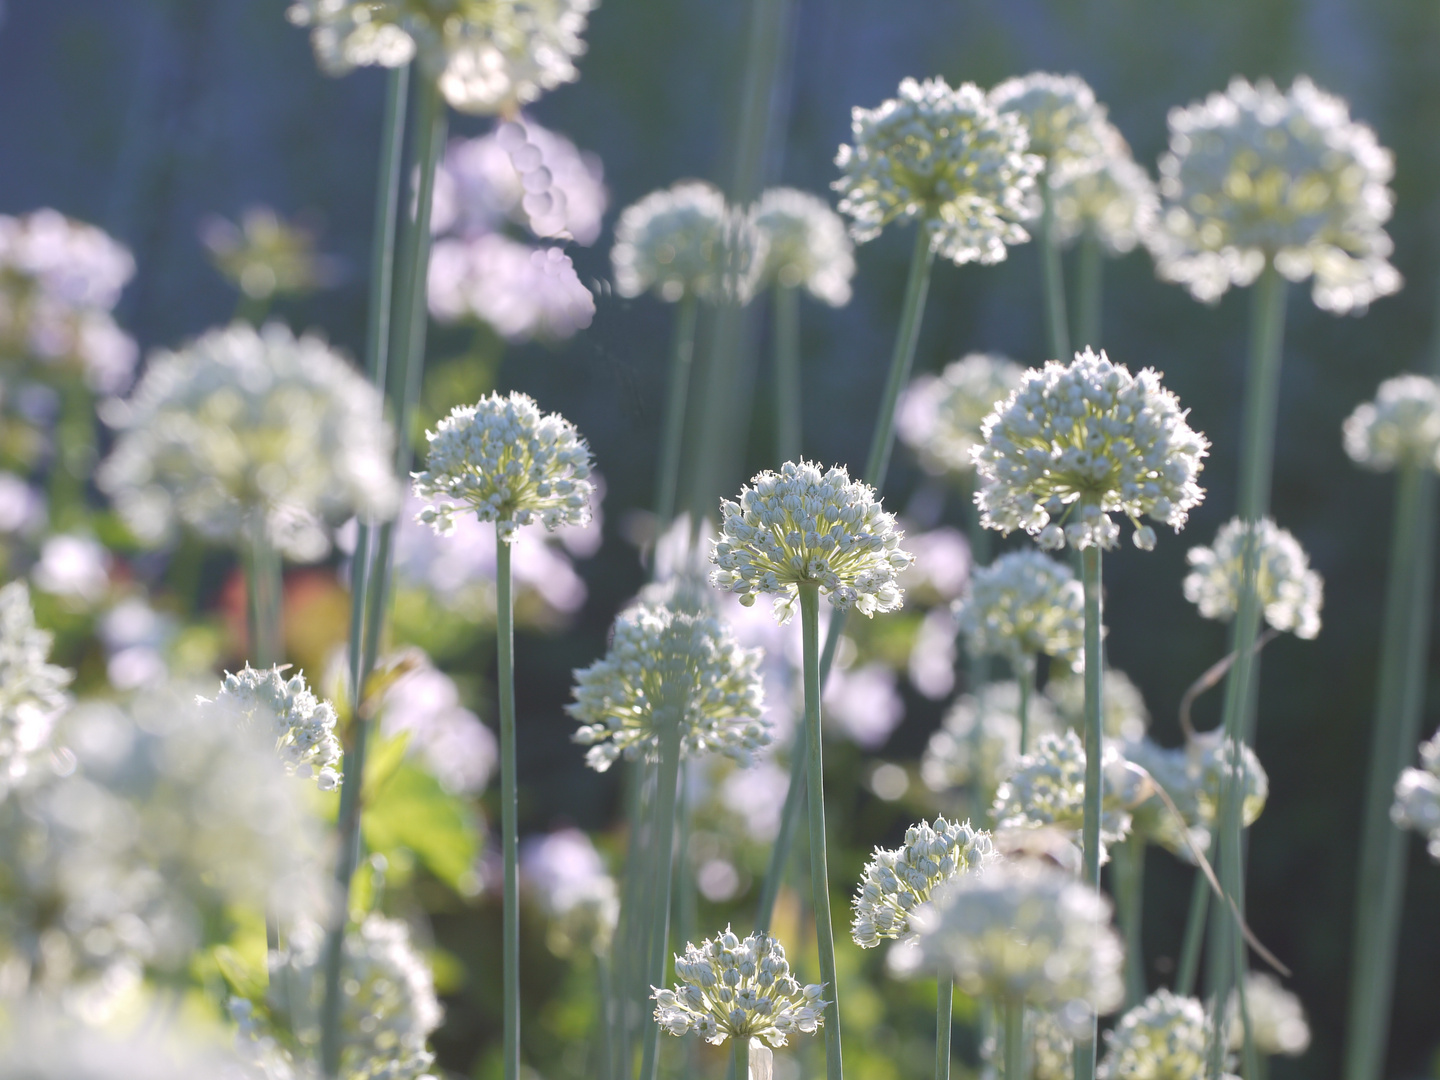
2;0;1440;1077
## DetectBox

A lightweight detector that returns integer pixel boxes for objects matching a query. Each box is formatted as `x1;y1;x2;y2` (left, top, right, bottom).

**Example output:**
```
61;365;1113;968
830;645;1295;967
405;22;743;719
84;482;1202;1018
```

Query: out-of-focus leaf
362;760;479;892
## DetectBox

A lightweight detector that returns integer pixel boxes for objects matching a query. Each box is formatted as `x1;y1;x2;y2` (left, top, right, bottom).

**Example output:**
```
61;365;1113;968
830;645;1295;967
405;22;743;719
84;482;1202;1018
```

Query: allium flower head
1343;374;1440;473
428;235;595;342
1123;737;1208;859
989;72;1111;184
1227;972;1310;1057
921;682;1060;812
851;817;997;947
1051;122;1161;255
1183;517;1323;639
709;460;914;623
0;582;72;792
1098;990;1212;1080
1187;728;1269;834
898;353;1026;477
955;550;1085;670
287;0;597;115
992;729;1133;860
896;860;1123;1031
973;348;1209;551
97;322;400;561
1046;667;1151;742
568;602;768;773
1153;76;1400;314
412;391;594;542
833;77;1041;265
752;187;855;306
206;664;342;790
1392;727;1440;861
652;928;826;1047
201;208;339;301
611;182;766;304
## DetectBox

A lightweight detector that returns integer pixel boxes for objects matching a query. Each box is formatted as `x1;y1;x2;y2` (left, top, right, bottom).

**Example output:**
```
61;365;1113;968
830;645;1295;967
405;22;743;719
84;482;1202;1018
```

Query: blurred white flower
991;729;1133;862
989;72;1110;185
0;1001;241;1079
0;582;72;794
908;606;958;700
207;664;343;790
1227;972;1310;1057
1392;727;1440;861
611;182;767;303
1045;667;1151;743
521;828;618;955
899;526;972;604
955;550;1084;671
1343;374;1440;473
752;187;855;306
97;597;174;691
921;682;1060;813
1098;989;1212;1080
1050;121;1160;256
899;354;1026;478
201;207;340;301
1183;517;1323;639
0;472;46;535
823;661;904;750
31;534;111;606
379;654;497;795
429;235;594;342
719;759;790;842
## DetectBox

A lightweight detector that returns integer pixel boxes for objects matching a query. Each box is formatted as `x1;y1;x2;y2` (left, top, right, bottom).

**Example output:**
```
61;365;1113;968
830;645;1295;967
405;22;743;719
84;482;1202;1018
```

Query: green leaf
362;761;480;892
362;731;412;802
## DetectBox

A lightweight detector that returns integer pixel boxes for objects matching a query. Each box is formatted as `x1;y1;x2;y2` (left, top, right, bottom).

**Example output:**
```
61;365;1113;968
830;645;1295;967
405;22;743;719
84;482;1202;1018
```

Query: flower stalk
1113;832;1147;1008
1040;179;1070;361
637;694;684;1080
497;540;521;1080
1074;230;1103;350
1004;999;1026;1080
1074;542;1105;1080
773;283;802;463
936;977;953;1080
654;294;700;531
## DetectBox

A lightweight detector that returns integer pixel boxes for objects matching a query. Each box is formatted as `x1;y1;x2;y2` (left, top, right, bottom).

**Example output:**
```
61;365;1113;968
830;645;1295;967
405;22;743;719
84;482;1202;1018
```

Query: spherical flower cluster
896;860;1124;1031
1186;729;1270;835
207;664;343;790
752;187;855;307
256;915;442;1080
412;391;594;542
1342;374;1440;473
851;817;997;947
0;209;138;393
201;207;339;301
973;349;1209;551
428;235;595;341
1183;517;1323;639
287;0;597;115
652;929;826;1047
611;181;765;304
988;72;1111;184
1392;727;1440;861
1227;972;1311;1057
1153;76;1400;314
0;582;72;793
97;322;400;561
898;353;1026;477
955;550;1085;671
568;602;768;773
1050;122;1160;255
991;729;1133;860
709;460;914;623
921;682;1060;812
1098;990;1212;1080
833;77;1041;265
1045;667;1151;743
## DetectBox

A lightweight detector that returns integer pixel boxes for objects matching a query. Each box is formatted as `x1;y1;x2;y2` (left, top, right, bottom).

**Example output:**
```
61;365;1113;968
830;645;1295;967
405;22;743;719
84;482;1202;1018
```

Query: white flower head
412;390;594;542
201;207;339;301
287;0;597;116
1050;121;1161;256
1153;76;1401;314
97;322;400;561
895;860;1124;1032
1227;972;1311;1058
1098;989;1213;1080
0;582;72;792
1045;667;1151;742
833;77;1041;265
752;187;856;306
611;181;766;303
1392;727;1440;861
1183;517;1323;639
921;682;1060;813
569;602;768;773
652;928;827;1048
850;817;997;948
991;728;1133;862
709;460;914;623
206;664;342;790
989;72;1111;185
1343;374;1440;473
973;348;1209;552
955;550;1085;671
898;353;1026;477
521;828;619;956
1187;728;1269;834
428;235;595;342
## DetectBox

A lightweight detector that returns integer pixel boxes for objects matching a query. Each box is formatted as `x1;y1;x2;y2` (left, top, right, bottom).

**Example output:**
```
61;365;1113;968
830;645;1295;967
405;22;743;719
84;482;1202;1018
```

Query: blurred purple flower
429;235;594;343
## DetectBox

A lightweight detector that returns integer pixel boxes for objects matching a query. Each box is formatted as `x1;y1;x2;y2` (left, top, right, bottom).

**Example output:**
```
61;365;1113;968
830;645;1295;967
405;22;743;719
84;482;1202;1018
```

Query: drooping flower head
752;187;855;307
429;235;595;341
921;682;1060;814
991;729;1133;861
973;348;1209;551
1392;727;1440;862
287;0;597;116
895;860;1124;1031
1050;121;1161;256
0;582;72;793
1183;517;1323;639
989;72;1111;184
833;77;1041;265
1045;667;1151;742
412;391;594;542
709;460;914;623
206;664;343;789
1098;990;1212;1080
97;322;400;561
652;928;827;1047
954;550;1085;671
1153;76;1401;314
898;353;1027;478
1342;374;1440;473
851;817;997;948
1226;972;1311;1058
201;207;340;302
611;181;765;303
568;602;769;773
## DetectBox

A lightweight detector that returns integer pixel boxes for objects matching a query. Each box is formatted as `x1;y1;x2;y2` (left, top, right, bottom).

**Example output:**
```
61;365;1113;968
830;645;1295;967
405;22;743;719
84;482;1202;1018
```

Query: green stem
596;955;615;1080
654;294;699;532
245;513;283;668
637;699;683;1080
1004;998;1026;1080
48;376;95;526
614;761;651;1074
1174;858;1209;997
1040;179;1070;362
1074;231;1102;352
936;976;953;1080
733;1035;748;1080
1075;544;1103;1080
1017;658;1035;756
1343;461;1437;1080
1115;833;1147;1007
676;768;699;1080
800;583;843;1080
497;540;521;1080
773;282;802;464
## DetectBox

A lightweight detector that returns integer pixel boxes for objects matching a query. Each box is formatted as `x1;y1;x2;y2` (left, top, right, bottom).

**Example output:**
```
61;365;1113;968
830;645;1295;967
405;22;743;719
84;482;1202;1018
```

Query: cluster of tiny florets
1392;727;1440;861
898;353;1026;477
709;460;914;623
989;72;1111;184
567;603;768;773
834;77;1041;265
752;187;856;307
851;817;996;948
611;181;766;303
991;729;1132;859
287;0;597;116
0;582;72;793
1227;972;1311;1057
1183;517;1323;639
97;322;400;561
1153;76;1401;314
954;550;1085;671
921;682;1060;812
1051;121;1160;255
1343;374;1440;473
412;391;594;542
207;664;343;790
653;929;827;1047
1185;729;1271;837
1098;990;1212;1080
973;348;1209;551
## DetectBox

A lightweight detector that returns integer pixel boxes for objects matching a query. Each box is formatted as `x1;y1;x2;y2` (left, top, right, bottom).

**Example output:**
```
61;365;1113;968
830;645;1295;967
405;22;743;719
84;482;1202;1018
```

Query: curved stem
654;294;699;532
1040;179;1070;363
773;283;802;464
637;693;684;1080
497;540;521;1080
1073;231;1103;353
936;976;953;1080
1074;544;1103;1080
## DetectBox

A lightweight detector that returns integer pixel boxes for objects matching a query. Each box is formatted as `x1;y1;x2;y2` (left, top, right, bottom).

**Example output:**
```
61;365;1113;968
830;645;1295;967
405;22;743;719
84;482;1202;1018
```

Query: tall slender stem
1174;863;1209;997
245;514;283;668
497;540;521;1080
654;294;700;532
1075;544;1104;1080
1074;231;1102;352
1004;999;1026;1080
1115;833;1147;1007
1040;180;1070;363
596;955;616;1080
637;687;684;1080
936;976;953;1080
733;1035;748;1080
800;582;843;1080
615;762;653;1073
773;283;802;463
1017;659;1035;756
